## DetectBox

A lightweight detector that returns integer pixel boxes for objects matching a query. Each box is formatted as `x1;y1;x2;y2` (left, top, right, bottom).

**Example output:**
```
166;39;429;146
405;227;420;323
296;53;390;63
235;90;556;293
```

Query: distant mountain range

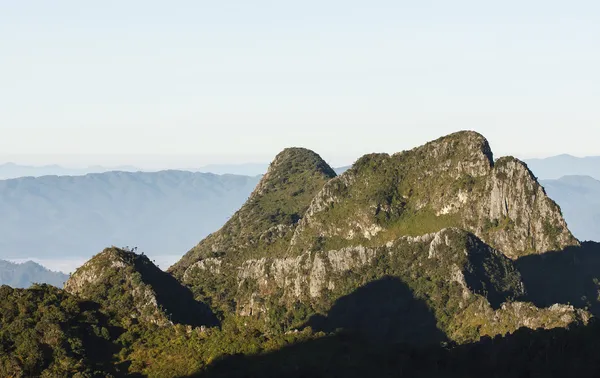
0;171;260;273
0;162;141;180
540;175;600;242
525;155;600;180
2;154;599;280
0;162;272;180
0;259;68;288
195;163;269;176
3;154;600;181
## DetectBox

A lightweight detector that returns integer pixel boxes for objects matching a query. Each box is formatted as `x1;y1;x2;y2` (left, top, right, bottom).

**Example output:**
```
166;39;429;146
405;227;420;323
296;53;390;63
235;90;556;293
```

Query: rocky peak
394;130;494;178
170;148;336;278
252;147;337;198
65;247;217;327
170;131;581;342
481;157;577;257
290;132;577;258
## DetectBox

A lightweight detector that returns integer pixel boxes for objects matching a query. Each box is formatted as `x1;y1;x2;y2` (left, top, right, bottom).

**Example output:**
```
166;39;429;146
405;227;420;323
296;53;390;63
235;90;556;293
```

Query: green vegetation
171;148;337;276
65;247;217;328
121;317;321;377
167;132;579;343
0;284;122;377
0;284;321;377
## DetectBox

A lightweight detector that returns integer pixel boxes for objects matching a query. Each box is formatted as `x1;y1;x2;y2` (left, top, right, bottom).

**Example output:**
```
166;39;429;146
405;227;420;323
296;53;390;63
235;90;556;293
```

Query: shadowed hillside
197;319;600;378
517;241;600;315
65;248;218;328
304;276;447;346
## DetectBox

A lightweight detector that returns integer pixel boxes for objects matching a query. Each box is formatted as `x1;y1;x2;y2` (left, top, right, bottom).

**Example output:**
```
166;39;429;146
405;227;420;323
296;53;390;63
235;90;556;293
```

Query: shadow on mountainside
134;257;220;327
516;241;600;315
193;319;600;378
462;234;524;309
303;276;447;346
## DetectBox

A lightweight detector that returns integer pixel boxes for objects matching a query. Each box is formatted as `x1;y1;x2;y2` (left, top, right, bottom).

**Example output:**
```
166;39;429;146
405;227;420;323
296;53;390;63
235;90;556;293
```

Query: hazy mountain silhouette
196;163;269;176
0;171;260;268
525;155;600;180
540;175;600;242
0;162;142;179
0;260;68;288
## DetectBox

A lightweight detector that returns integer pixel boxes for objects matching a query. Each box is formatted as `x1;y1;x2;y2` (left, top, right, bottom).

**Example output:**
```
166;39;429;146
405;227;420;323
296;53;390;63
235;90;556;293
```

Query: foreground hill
64;247;218;328
0;284;122;376
0;259;68;288
0;170;260;265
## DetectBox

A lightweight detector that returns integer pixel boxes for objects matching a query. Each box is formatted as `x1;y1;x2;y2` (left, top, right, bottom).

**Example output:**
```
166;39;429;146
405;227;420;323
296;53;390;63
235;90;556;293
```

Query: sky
1;0;599;169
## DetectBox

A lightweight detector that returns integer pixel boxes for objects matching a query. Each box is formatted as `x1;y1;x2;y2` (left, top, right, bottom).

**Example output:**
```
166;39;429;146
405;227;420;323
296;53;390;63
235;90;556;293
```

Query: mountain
5;131;600;377
539;175;600;242
0;162;142;179
0;170;260;270
0;162;270;180
64;247;217;327
171;147;338;275
196;163;269;176
525;155;600;180
0;259;68;288
171;131;582;344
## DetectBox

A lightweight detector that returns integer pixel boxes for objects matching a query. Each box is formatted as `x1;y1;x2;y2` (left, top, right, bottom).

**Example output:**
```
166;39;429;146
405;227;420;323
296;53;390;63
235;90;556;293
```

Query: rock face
65;247;217;327
482;157;576;257
172;131;583;343
290;131;577;259
198;228;586;342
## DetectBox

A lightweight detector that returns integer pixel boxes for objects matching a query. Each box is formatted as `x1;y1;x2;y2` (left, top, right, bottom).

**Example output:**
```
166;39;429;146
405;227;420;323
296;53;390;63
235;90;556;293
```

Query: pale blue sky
1;0;599;168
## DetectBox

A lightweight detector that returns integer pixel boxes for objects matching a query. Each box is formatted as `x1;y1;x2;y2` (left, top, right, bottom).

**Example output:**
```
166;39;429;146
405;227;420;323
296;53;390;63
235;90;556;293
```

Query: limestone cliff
188;228;586;342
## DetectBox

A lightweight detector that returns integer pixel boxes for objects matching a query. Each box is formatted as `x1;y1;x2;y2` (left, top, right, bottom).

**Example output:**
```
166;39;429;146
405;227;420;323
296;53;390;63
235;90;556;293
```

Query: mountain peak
402;130;494;172
291;131;574;258
170;131;579;342
65;247;217;327
252;147;336;197
170;148;337;286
